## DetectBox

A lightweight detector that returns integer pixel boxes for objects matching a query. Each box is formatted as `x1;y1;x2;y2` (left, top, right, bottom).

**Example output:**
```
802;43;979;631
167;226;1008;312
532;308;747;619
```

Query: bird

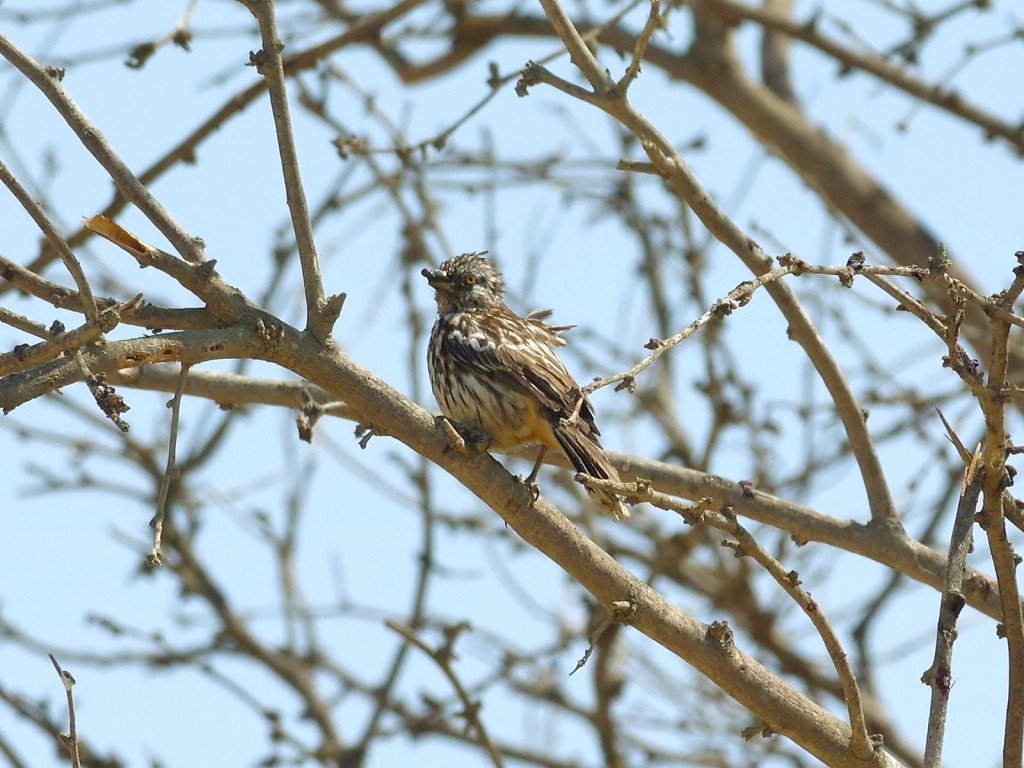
422;252;629;520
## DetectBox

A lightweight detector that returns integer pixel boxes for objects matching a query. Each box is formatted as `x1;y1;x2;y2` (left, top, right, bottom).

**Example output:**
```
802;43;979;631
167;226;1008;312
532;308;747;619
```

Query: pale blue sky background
1;1;1022;766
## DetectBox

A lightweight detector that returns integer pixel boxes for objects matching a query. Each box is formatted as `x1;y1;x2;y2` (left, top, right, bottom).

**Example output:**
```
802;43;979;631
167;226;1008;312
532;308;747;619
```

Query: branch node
355;422;379;449
706;620;734;647
515;60;543;97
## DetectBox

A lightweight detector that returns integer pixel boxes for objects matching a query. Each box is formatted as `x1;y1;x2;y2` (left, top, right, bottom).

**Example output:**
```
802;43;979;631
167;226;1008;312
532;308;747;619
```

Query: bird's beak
421;267;453;292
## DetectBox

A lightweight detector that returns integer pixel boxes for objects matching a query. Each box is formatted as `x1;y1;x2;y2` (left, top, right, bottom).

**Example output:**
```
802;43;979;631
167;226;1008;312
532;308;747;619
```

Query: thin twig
0;158;99;324
935;408;971;463
519;11;901;527
0;302;132;377
124;0;198;67
0;0;430;288
615;0;662;94
385;621;506;768
148;363;191;567
534;0;614;92
585;256;942;397
241;0;330;338
0;253;213;331
73;350;131;432
571;600;636;675
47;654;81;768
0;251;107;314
0;307;51;339
583;263;798;395
579;475;876;759
921;446;981;767
106;366;357;419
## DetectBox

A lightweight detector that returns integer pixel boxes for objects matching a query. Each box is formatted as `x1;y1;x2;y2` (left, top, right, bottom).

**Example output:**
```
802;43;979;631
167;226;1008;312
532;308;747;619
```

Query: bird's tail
553;424;630;521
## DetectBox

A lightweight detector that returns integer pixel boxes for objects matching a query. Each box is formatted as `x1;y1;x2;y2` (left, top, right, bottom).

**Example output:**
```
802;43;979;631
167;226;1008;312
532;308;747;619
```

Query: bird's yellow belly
437;376;558;451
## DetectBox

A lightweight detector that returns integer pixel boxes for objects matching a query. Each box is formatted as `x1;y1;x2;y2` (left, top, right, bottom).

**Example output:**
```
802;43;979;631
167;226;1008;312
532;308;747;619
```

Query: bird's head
422;252;505;314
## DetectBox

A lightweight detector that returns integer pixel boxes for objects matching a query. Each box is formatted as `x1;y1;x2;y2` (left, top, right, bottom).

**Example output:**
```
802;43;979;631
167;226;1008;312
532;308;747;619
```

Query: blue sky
1;1;1022;766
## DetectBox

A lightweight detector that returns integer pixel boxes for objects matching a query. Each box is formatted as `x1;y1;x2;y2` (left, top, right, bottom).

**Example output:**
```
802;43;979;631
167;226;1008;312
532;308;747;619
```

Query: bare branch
921;446;981;767
0;157;99;324
147;363;191;566
240;0;328;337
385;621;506;768
47;654;81;768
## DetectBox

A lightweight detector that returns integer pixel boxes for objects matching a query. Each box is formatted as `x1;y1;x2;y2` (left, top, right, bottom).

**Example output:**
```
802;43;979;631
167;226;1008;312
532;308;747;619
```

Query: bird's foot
517;446;547;506
516;474;542;506
436;416;492;455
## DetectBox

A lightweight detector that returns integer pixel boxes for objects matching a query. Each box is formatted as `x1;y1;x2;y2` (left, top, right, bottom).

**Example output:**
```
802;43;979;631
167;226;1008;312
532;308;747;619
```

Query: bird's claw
516;475;541;506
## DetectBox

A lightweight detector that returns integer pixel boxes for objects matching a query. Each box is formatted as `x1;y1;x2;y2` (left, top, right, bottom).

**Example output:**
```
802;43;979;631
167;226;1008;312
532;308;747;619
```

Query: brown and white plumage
422;252;628;520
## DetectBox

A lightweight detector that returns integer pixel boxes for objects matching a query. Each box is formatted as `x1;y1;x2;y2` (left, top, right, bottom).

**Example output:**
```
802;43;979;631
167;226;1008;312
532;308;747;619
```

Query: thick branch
269;330;901;767
618;453;1006;622
0;329;268;413
94;358;1007;624
693;0;1023;152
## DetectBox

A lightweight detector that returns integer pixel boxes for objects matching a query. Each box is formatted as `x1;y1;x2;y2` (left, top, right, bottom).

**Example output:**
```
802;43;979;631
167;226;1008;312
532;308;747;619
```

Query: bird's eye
464;274;477;286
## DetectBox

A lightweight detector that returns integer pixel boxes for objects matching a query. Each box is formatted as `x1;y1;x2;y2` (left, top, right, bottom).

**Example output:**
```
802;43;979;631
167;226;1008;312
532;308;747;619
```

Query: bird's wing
442;307;600;434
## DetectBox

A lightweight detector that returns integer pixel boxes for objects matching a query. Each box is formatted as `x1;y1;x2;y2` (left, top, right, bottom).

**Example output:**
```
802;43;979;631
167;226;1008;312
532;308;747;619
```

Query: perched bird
422;252;629;520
